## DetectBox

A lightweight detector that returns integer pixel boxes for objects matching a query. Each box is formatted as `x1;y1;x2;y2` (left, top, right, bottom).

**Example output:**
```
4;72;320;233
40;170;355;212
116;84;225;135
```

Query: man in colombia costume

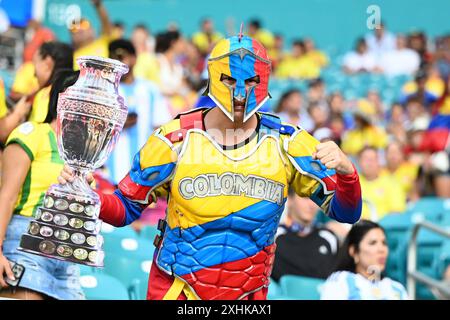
62;33;362;300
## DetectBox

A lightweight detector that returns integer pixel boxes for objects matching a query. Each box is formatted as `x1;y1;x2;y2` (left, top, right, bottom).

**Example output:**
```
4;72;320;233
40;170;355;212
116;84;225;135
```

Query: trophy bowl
19;56;129;267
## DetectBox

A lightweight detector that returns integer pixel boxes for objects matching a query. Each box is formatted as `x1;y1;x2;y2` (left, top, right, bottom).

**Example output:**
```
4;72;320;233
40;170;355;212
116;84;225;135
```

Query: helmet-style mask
205;35;271;122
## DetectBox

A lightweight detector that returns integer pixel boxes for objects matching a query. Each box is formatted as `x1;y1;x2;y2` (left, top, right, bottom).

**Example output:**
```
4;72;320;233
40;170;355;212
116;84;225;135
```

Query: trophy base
18;234;104;267
18;187;105;267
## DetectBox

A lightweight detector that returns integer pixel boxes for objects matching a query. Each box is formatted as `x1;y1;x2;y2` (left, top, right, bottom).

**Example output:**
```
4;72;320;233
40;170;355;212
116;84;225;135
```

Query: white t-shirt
320;271;409;300
378;48;420;76
342;52;377;73
157;53;184;95
365;32;396;57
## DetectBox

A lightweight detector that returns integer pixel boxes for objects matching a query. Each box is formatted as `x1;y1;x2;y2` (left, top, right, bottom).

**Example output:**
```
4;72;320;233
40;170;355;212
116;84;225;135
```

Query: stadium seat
101;223;139;239
267;278;291;300
436;240;450;277
103;235;155;260
379;213;413;251
279;275;325;300
386;240;408;285
415;229;447;300
442;213;450;226
139;225;160;242
81;273;130;300
103;253;153;300
79;264;99;276
407;197;450;219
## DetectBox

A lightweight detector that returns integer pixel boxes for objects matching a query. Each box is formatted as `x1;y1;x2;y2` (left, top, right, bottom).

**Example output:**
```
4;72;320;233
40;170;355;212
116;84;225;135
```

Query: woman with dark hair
320;220;408;300
0;70;85;300
154;30;187;98
0;42;73;142
28;41;74;124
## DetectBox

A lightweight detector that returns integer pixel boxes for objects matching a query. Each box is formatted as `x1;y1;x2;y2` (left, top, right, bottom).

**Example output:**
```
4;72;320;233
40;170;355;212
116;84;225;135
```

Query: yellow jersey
306;50;329;68
341;126;388;156
254;29;275;49
275;55;321;80
73;35;111;70
28;85;51;123
6;122;63;217
381;162;419;197
0;77;7;118
192;31;223;54
360;174;407;221
133;52;160;83
11;61;39;96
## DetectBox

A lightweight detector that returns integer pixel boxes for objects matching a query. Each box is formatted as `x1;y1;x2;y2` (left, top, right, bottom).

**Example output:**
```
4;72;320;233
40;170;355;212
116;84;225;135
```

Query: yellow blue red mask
206;35;271;122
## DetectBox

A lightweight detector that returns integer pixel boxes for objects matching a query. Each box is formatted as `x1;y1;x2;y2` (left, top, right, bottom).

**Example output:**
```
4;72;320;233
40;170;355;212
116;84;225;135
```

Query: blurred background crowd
0;0;450;300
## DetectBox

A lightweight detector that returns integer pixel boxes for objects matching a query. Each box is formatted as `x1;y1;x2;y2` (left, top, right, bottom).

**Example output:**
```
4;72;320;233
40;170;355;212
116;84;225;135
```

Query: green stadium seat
81;273;130;300
279;275;325;300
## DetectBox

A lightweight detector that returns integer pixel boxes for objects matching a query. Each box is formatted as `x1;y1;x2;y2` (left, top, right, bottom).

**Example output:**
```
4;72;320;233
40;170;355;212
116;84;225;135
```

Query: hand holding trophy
19;56;129;267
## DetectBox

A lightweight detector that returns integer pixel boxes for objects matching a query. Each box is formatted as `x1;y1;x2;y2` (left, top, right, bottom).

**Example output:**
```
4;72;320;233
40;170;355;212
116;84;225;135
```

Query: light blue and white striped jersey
320;271;408;300
106;78;171;185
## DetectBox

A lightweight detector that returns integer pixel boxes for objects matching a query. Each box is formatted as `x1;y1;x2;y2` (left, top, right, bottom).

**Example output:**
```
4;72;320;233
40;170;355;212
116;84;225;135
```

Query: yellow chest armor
167;130;289;230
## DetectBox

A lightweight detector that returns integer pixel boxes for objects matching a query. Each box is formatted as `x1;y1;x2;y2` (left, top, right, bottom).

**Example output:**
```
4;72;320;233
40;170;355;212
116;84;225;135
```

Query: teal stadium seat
267;278;291;300
279;275;325;300
382;198;449;299
380;207;442;287
139;225;160;242
80;273;130;300
100;224;155;300
103;254;153;300
407;198;450;219
101;223;139;240
415;230;447;299
103;235;155;261
436;240;450;277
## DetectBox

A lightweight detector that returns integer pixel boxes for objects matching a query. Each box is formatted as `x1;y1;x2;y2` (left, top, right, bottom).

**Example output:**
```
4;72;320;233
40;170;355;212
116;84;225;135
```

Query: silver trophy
19;56;129;267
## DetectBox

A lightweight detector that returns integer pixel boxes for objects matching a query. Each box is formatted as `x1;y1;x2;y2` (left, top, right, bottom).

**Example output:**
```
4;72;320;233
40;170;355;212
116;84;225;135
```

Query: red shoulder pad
165;109;205;143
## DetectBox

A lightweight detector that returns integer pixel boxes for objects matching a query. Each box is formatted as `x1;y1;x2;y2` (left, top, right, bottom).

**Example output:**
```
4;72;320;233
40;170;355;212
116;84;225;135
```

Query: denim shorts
1;215;85;300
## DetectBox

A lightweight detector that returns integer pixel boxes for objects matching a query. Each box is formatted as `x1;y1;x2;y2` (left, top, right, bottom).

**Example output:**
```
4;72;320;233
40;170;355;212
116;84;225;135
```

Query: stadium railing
407;220;450;300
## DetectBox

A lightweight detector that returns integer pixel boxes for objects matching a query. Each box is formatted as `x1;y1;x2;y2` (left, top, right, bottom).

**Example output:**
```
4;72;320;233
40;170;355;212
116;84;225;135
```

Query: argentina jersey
106;78;170;185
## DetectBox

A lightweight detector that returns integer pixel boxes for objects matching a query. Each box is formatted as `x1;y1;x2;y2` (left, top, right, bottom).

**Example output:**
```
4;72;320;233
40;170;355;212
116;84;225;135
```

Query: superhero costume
96;35;362;300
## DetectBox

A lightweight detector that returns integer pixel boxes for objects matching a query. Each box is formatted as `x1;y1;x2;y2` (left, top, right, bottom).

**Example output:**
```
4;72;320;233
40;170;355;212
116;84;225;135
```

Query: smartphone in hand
4;261;25;288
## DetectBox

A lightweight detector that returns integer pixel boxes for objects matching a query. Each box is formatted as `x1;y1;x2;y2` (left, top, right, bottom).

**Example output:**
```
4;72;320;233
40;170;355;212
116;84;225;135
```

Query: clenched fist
312;141;355;175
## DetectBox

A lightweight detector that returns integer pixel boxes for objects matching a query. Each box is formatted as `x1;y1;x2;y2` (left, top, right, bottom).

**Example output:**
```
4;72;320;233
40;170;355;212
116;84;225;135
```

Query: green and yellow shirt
6;122;63;217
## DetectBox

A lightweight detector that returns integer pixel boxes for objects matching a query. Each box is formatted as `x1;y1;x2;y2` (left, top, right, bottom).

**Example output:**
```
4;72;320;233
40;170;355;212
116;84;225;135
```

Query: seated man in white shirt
342;38;380;74
379;35;420;76
365;22;396;58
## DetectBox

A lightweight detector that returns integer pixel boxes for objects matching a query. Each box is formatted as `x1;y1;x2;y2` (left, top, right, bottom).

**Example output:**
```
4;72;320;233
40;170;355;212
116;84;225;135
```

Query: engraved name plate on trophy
19;56;129;267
